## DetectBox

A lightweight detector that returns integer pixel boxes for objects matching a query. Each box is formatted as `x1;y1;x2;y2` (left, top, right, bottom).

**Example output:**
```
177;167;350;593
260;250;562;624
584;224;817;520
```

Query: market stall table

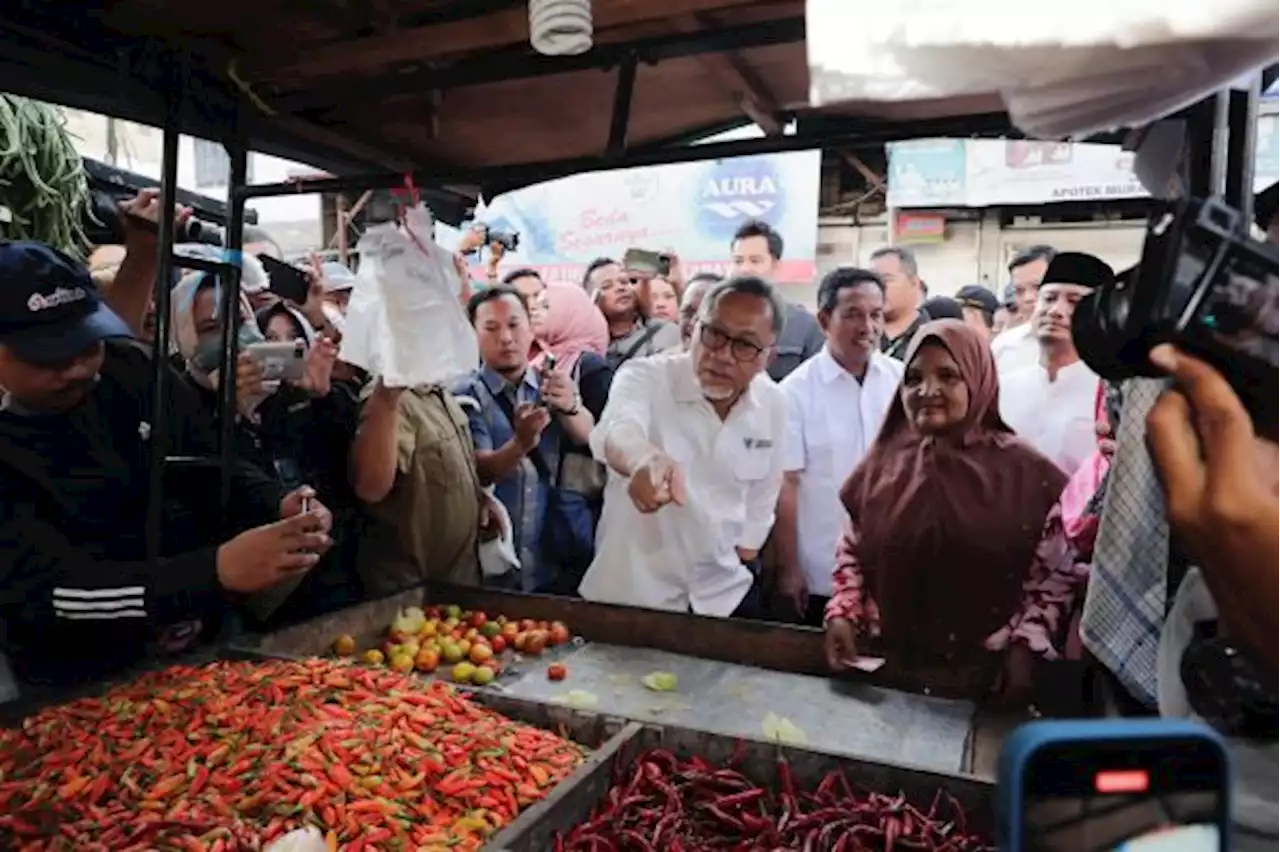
235;585;1073;779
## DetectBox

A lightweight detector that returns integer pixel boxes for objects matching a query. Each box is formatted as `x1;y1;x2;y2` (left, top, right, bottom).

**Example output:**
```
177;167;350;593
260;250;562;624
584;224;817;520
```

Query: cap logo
27;287;87;312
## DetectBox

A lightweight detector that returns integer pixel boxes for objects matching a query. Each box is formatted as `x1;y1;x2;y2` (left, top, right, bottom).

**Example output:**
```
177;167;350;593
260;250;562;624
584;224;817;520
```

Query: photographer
1147;344;1278;850
94;189;192;340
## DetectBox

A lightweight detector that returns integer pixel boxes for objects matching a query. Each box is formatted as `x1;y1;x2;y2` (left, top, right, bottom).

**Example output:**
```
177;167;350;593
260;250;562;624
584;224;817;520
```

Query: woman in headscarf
530;282;612;420
170;271;362;625
989;382;1120;661
824;319;1071;701
528;282;614;594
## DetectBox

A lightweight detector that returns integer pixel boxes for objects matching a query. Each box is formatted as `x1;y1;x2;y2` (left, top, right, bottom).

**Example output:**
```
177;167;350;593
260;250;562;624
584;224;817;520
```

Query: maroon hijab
839;320;1067;663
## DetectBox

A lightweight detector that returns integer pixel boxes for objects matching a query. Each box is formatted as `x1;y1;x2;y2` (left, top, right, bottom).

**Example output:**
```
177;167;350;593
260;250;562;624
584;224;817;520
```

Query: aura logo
695;157;785;240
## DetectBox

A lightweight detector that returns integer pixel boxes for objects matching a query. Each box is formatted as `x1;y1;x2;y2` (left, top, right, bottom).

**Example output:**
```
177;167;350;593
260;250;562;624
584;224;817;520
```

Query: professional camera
1073;195;1278;439
83;187;223;247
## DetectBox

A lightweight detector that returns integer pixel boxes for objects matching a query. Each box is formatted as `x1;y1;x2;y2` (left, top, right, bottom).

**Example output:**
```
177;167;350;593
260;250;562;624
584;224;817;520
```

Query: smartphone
258;254;311;305
998;719;1230;852
622;248;671;278
244;340;307;382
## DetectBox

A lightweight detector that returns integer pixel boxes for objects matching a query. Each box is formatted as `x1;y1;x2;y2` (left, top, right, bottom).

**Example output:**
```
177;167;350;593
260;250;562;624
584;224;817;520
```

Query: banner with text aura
455;151;822;284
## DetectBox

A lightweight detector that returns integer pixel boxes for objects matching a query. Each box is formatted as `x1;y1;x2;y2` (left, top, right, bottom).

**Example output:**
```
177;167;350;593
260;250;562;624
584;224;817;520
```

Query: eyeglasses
698;323;767;362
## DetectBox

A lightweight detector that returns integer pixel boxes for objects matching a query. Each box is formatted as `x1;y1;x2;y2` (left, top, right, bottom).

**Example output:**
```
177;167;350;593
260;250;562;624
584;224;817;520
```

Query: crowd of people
0;188;1274;757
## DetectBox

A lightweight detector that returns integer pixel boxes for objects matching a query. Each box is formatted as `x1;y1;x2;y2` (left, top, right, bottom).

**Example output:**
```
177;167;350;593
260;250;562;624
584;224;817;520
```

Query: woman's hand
235;352;267;416
824;618;859;672
663;249;686;289
300;336;338;397
995;643;1035;706
540;364;577;412
298;255;329;330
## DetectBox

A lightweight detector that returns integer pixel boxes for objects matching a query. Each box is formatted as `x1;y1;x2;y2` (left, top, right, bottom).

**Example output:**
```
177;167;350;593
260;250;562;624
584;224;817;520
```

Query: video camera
84;186;224;247
1072;195;1278;440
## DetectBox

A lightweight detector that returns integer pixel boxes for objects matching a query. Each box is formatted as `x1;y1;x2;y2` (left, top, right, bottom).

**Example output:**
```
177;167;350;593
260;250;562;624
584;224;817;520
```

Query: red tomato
490;635;507;654
547;663;567;681
470;612;488;629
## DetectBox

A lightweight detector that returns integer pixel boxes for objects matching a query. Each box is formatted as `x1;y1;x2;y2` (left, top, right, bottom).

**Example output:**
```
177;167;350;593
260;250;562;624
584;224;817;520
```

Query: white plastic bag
339;204;478;388
264;827;328;852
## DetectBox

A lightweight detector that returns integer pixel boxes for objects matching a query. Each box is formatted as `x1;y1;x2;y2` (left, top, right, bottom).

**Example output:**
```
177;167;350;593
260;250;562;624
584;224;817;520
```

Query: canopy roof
0;0;1017;206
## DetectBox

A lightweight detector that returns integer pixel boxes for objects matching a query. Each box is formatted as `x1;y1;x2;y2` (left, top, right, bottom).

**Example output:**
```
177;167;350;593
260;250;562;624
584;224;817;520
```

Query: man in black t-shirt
0;241;333;686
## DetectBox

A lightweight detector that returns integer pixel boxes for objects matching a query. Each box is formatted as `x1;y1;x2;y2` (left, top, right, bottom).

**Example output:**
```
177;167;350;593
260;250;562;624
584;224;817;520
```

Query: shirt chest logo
743;437;773;450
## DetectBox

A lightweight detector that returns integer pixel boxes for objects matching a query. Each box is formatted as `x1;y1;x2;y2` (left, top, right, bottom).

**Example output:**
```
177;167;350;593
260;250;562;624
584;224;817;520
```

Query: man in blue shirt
454;286;597;591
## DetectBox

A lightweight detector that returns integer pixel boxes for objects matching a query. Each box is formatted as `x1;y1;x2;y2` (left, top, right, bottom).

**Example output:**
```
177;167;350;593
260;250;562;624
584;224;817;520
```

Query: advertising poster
448;151;822;284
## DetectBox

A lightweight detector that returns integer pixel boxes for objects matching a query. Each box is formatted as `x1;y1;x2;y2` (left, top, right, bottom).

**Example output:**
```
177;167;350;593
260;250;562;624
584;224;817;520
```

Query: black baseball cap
0;241;132;364
955;285;1000;316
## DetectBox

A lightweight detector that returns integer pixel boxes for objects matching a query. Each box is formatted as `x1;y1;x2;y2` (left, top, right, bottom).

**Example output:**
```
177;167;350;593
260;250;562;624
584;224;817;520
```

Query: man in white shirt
773;267;903;624
999;251;1110;476
580;276;788;617
991;245;1056;373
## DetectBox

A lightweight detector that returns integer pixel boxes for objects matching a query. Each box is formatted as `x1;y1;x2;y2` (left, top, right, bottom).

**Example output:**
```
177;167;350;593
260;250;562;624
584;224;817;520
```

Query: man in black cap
997;251;1110;476
0;240;333;687
954;284;1001;345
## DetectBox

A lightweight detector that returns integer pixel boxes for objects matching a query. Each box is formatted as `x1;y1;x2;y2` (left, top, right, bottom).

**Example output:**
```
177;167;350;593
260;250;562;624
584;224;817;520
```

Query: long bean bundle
0;94;92;257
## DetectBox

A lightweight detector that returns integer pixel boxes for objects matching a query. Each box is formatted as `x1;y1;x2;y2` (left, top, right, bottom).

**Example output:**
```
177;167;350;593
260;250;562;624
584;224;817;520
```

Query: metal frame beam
278;16;805;113
607;54;639;156
234;111;1017;201
144;61;183;563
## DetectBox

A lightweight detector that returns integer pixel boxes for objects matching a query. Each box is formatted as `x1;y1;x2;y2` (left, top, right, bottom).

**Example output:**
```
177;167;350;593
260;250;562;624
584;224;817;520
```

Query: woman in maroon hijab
824;319;1074;700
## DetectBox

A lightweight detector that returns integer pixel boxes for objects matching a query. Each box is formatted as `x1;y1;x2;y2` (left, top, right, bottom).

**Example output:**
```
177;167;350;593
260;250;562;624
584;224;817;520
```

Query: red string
389;172;421;210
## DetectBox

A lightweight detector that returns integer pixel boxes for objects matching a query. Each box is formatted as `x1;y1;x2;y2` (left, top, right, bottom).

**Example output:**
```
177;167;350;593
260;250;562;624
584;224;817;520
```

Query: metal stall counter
234;584;1096;780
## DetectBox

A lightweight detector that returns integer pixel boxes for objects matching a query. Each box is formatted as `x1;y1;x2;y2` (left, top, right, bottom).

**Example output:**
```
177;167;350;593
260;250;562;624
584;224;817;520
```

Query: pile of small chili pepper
0;658;587;851
555;748;995;851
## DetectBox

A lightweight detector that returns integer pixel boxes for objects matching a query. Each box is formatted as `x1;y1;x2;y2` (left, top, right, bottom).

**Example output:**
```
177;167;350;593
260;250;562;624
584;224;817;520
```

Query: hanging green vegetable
0;94;92;258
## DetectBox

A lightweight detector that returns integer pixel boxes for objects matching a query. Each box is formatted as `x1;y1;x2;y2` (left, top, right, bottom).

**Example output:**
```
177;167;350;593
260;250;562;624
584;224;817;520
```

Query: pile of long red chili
0;658;586;851
555;748;994;852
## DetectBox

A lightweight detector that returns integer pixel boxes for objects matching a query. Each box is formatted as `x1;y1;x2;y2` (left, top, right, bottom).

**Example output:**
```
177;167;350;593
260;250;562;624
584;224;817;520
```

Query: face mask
191;323;265;373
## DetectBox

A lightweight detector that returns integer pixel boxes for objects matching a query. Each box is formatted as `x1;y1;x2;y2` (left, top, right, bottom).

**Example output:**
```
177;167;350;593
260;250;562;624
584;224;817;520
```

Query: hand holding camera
1147;344;1277;563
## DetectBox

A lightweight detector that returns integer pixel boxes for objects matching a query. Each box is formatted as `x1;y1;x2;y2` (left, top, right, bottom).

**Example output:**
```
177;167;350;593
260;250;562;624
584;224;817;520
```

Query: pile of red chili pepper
555;748;995;852
0;658;586;851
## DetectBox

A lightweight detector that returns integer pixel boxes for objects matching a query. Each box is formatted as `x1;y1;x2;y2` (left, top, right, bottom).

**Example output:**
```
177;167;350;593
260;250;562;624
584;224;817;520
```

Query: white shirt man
775;268;902;623
580;277;788;616
999;252;1109;476
991;247;1055;372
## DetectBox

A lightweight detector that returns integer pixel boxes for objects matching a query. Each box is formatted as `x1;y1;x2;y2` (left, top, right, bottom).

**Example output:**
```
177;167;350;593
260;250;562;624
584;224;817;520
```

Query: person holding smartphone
0;241;333;688
454;285;598;593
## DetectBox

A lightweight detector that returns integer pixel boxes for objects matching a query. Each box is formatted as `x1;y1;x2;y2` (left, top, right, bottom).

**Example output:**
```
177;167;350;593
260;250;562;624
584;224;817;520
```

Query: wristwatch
554;401;581;417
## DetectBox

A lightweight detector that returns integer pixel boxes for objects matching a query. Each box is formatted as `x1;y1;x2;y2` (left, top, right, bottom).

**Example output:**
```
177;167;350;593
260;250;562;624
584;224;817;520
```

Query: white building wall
61;109;322;254
811;213;1145;308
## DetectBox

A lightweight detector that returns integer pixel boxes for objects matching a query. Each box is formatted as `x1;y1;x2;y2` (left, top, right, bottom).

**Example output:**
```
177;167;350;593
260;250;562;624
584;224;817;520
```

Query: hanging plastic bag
340;203;478;388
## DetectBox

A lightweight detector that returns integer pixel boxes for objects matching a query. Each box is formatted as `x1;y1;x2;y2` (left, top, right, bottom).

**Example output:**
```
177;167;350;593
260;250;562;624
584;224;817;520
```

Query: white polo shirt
779;348;902;596
580;352;788;616
991;323;1038;374
999;358;1100;476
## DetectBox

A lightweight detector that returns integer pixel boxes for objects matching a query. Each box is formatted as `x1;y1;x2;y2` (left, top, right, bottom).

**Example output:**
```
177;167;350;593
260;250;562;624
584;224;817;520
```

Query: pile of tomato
333;604;573;687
